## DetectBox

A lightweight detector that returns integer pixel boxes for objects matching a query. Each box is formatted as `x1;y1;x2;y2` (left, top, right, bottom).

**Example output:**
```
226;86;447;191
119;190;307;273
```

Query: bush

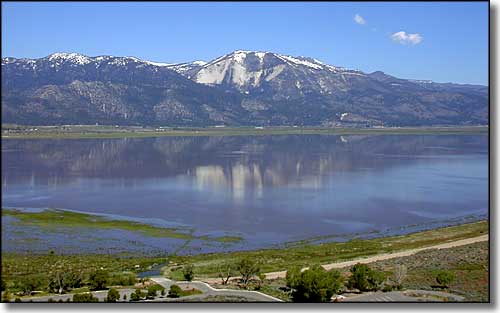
168;285;182;298
106;288;120;302
72;293;99;302
182;264;195;282
123;294;127;301
14;297;22;303
88;270;108;290
347;263;386;292
436;271;455;288
286;265;344;302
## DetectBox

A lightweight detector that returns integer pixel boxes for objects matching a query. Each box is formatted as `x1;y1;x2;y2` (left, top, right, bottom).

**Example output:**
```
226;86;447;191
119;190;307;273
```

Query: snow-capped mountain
1;51;488;127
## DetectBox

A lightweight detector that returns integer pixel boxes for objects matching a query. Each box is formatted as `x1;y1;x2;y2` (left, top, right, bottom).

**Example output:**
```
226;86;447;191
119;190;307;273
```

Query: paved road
18;278;282;302
203;234;488;283
149;277;282;302
18;289;136;302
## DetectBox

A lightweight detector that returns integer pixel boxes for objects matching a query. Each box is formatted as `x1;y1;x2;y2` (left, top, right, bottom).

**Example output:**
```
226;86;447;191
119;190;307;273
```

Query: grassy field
165;221;488;279
1;124;488;139
2;208;242;243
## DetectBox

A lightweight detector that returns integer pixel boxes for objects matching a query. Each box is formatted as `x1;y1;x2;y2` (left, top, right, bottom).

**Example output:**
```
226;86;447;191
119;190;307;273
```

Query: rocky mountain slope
1;51;488;126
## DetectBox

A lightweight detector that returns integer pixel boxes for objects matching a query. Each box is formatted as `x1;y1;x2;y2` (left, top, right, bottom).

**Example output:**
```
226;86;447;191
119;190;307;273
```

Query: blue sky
2;2;488;85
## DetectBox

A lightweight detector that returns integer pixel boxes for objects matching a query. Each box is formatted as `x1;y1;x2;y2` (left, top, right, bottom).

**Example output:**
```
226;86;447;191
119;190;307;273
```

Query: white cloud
391;31;423;45
354;14;366;25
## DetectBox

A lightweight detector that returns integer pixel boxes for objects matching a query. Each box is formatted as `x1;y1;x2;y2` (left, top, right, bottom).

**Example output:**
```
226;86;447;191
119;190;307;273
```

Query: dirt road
202;234;488;283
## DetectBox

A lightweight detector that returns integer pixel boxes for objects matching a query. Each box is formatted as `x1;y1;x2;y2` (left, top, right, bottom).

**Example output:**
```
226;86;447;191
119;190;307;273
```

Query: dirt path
202;234;488;283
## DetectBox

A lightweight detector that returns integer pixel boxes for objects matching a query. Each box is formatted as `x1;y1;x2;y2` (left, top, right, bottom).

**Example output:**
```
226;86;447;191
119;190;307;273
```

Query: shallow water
1;134;488;254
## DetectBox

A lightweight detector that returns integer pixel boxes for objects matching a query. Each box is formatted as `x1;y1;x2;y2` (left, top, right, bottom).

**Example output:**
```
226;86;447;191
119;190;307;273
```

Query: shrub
72;293;99;302
182;264;195;282
286;265;344;302
14;297;22;303
130;288;145;301
123;294;127;301
436;271;455;288
106;288;120;302
168;285;182;298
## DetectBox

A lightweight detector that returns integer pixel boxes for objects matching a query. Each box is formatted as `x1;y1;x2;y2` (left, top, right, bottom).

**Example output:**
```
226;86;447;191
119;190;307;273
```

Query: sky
2;1;489;85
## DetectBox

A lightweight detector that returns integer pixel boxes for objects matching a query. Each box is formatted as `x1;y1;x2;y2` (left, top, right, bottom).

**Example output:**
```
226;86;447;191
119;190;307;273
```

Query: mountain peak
47;52;92;65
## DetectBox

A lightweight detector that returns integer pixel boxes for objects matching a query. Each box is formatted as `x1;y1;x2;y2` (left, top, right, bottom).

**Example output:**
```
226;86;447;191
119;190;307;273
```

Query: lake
1;134;488;255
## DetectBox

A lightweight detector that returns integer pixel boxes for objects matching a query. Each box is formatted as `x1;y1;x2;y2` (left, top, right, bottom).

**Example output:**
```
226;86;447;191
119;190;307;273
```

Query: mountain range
1;50;488;127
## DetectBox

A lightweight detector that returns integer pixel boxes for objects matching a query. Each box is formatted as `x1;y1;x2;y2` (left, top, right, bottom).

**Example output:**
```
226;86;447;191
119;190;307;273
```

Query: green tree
72;293;99;302
347;263;386;292
130;288;145;301
436;271;455;288
106;288;120;302
147;284;165;299
286;265;343;302
182;264;195;282
123;294;127;301
168;285;182;298
88;270;108;290
286;266;302;289
236;259;260;288
14;297;22;303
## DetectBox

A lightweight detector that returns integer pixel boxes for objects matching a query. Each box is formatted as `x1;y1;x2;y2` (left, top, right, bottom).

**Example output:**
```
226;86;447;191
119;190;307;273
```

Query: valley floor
1;124;488;139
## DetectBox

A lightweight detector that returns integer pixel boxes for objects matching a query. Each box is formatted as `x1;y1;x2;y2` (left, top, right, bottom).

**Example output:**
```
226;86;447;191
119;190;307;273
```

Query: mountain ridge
1;50;488;127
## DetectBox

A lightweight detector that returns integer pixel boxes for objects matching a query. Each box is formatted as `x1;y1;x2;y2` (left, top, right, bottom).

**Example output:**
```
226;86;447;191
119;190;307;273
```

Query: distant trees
106;288;120;302
236;259;260;288
347;263;385;292
182;264;195;282
286;265;343;302
436;270;455;288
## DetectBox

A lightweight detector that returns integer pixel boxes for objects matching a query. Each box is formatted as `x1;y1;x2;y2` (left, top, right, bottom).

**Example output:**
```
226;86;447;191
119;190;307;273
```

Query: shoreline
1;125;489;139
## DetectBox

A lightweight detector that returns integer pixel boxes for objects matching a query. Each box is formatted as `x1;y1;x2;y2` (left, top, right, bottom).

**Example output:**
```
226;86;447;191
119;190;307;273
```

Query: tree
72;293;99;302
436;271;455;288
182;264;195;282
347;263;386;292
256;273;266;290
393;264;407;289
88;270;108;290
147;284;165;299
217;262;235;285
123;294;127;301
286;265;343;302
236;259;260;288
130;289;145;301
169;284;182;298
286;266;302;289
106;288;120;302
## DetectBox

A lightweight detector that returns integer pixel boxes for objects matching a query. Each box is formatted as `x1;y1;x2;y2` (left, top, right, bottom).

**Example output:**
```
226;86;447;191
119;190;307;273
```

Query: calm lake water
1;134;488;255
